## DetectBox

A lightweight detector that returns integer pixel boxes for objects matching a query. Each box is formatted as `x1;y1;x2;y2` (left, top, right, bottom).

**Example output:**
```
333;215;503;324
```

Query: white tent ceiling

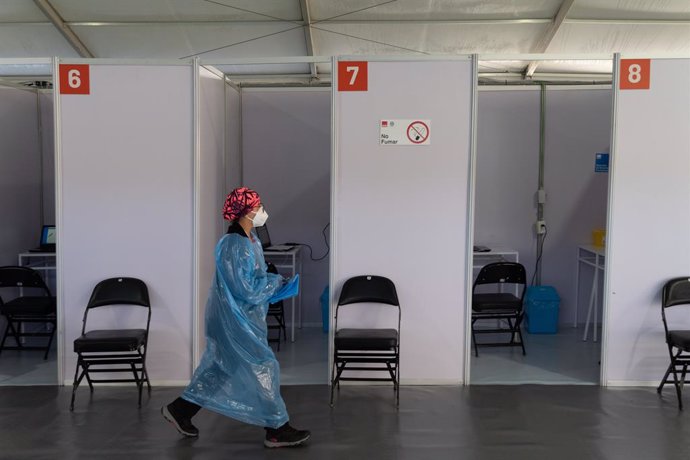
0;0;689;84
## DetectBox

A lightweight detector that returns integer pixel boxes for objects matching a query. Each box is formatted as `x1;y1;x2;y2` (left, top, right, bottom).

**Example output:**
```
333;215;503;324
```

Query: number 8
628;64;642;84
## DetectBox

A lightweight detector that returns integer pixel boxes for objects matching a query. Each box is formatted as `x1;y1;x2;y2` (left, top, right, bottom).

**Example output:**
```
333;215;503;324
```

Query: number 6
68;69;81;89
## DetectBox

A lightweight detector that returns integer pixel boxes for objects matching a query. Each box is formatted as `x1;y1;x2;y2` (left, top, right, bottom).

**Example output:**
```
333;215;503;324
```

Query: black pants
170;397;201;419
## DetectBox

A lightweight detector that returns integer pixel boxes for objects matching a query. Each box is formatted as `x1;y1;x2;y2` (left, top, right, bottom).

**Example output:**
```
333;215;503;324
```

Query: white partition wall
476;86;611;327
332;57;475;384
242;88;331;326
605;57;690;385
543;87;611;325
0;86;42;266
40;90;55;226
58;61;195;384
225;83;241;192
475;88;540;286
194;65;226;363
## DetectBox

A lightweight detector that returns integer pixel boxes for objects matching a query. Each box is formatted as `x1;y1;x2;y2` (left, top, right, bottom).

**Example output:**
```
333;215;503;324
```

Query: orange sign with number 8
620;59;650;90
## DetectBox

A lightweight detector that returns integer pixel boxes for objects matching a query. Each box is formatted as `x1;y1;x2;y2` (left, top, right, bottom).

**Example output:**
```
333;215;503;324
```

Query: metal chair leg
395;356;400;408
0;320;11;356
657;363;673;394
43;324;56;360
329;353;337;407
517;327;526;355
70;359;82;411
471;320;479;357
671;363;684;410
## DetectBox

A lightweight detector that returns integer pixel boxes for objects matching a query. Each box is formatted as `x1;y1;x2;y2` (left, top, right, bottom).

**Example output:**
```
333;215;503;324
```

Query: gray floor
1;384;688;459
276;325;601;386
471;325;602;384
0;339;57;385
273;326;329;385
0;325;598;387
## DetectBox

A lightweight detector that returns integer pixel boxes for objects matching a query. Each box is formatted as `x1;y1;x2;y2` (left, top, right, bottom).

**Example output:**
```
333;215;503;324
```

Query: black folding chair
330;275;400;407
471;262;527;357
0;266;56;360
657;277;690;409
265;263;287;350
70;277;152;410
267;300;287;351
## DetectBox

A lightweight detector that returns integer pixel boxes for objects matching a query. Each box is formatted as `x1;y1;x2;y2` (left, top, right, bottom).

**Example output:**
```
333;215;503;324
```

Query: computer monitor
41;225;56;245
255;225;271;249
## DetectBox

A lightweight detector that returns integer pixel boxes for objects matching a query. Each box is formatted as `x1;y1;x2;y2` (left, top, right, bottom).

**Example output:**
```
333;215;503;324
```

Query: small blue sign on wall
595;153;609;173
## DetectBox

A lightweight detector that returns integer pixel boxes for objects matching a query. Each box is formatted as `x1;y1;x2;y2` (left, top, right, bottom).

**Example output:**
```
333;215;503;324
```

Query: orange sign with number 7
338;61;368;91
620;59;650;90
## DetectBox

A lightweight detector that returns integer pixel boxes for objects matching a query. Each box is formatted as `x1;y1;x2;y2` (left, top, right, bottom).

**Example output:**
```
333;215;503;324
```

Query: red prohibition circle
406;121;429;144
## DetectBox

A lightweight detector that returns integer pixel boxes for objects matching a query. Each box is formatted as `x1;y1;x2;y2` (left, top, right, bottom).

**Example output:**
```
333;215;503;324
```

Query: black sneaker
161;404;199;437
264;423;311;448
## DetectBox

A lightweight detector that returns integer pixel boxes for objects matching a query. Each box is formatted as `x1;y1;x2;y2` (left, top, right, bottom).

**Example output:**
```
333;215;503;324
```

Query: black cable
286;223;330;262
530;225;548;287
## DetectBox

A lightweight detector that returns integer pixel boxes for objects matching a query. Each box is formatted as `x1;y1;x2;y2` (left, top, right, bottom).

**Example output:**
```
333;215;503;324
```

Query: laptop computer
255;225;293;251
30;225;56;253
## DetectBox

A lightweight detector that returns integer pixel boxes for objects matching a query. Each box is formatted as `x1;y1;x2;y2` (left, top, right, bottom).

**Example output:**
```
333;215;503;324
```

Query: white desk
264;246;303;343
473;248;519;267
575;245;605;341
17;252;56;341
473;248;520;295
18;252;56;293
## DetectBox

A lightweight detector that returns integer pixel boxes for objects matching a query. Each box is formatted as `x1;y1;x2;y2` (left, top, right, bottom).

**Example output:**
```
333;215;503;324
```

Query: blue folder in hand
269;274;300;303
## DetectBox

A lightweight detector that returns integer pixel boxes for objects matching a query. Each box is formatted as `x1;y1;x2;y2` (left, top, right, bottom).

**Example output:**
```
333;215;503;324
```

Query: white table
17;252;56;341
264;246;303;342
18;252;56;294
473;248;519;267
575;245;605;342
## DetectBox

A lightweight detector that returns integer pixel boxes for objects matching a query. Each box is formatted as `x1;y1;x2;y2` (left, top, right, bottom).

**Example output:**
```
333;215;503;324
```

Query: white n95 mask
251;208;269;227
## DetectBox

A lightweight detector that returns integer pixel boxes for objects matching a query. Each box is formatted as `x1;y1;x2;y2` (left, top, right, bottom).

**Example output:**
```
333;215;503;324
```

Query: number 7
346;66;359;86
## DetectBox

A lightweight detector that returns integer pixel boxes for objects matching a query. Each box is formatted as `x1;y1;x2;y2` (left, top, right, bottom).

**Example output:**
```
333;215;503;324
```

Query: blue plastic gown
182;231;290;429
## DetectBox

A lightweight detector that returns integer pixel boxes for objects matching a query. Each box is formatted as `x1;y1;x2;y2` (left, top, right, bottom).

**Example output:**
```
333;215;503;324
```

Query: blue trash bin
320;286;329;333
524;286;560;334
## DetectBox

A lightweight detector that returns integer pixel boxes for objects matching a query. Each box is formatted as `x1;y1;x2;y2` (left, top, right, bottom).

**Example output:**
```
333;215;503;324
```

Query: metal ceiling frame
33;0;94;58
3;18;690;26
299;0;317;79
524;0;576;78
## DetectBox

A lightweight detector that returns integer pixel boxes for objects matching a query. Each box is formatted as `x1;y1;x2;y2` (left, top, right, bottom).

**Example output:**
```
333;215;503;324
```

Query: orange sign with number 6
59;64;90;95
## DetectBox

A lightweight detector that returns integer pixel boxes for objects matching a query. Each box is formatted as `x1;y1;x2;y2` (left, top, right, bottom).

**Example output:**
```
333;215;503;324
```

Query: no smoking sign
380;119;431;146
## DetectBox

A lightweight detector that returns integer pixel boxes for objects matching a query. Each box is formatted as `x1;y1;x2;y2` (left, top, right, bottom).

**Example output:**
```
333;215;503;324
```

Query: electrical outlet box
536;220;546;235
537;189;546;204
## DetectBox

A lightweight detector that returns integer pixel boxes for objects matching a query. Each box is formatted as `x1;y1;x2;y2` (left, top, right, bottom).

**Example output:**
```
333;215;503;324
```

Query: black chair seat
74;329;146;352
668;330;690;352
335;328;398;350
1;296;56;316
473;293;522;312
